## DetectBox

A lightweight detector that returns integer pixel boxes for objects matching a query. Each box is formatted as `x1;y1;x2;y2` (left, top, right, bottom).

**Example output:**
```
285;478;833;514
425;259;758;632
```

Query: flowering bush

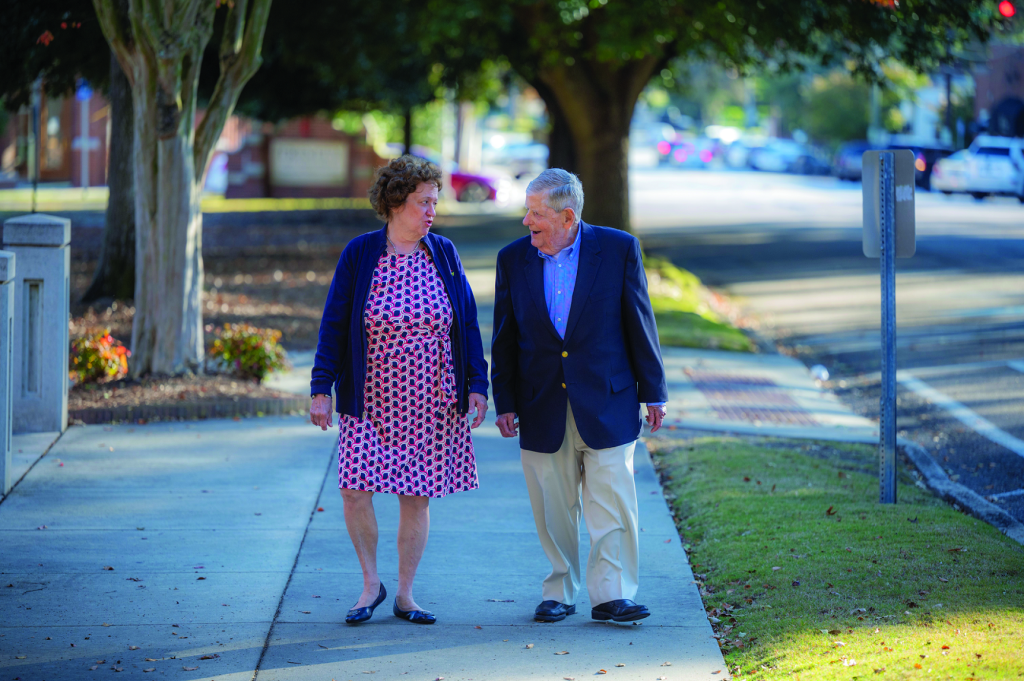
70;330;131;384
207;323;289;382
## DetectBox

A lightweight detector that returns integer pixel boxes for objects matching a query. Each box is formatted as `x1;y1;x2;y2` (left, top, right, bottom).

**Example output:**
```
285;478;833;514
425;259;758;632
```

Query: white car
935;135;1024;202
930;149;971;194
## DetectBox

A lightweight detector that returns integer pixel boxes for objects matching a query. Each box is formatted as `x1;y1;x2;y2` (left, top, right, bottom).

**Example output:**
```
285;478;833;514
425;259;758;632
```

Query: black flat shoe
591;599;650;622
345;584;386;624
393;600;436;625
534;600;576;622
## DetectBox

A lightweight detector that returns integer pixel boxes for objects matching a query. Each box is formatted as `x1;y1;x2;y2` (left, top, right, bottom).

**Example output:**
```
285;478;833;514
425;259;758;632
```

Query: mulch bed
69;374;309;425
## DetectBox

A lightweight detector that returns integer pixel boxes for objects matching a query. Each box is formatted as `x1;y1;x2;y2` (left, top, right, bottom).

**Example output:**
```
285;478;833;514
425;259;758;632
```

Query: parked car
930;136;1024;202
886;143;952;191
961;136;1024;201
833;141;876;181
746;139;831;175
930;150;971;194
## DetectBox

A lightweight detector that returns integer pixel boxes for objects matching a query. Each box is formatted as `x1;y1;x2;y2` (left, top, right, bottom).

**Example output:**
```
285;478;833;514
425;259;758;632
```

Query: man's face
524;191;576;256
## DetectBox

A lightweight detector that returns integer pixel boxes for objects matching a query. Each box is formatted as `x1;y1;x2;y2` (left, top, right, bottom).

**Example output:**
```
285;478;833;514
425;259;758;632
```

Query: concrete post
3;215;71;434
0;251;14;495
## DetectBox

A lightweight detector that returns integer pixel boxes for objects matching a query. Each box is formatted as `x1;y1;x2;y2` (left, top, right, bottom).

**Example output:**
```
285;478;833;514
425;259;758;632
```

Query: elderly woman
309;155;488;625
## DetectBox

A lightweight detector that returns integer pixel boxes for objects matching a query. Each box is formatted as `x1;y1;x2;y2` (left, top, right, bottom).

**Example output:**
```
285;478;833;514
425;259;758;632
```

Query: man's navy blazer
490;221;668;453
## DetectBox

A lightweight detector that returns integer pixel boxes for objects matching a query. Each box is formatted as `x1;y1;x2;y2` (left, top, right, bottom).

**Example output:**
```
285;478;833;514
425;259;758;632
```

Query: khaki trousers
520;403;639;606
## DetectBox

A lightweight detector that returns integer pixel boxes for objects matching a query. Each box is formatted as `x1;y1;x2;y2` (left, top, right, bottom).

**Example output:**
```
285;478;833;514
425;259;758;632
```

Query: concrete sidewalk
1;415;724;680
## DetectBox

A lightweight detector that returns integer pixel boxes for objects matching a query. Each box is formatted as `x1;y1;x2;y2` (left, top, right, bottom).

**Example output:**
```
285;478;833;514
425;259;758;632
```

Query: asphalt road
634;168;1024;524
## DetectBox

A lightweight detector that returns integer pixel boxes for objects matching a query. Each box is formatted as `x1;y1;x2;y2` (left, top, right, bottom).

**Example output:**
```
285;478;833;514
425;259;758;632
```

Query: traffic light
998;0;1016;18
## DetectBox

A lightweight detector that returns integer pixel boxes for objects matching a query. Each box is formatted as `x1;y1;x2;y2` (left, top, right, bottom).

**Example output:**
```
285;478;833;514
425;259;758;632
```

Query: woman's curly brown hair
368;155;443;222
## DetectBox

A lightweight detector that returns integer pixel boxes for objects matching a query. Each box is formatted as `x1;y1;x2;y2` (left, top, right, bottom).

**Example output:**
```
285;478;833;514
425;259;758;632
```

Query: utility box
3;215;71;434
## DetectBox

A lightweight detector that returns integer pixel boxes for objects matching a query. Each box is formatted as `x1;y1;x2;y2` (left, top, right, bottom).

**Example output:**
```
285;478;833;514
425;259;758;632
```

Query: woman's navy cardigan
310;226;489;416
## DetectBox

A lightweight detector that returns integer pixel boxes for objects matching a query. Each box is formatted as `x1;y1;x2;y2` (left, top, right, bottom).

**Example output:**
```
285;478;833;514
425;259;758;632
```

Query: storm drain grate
685;368;818;427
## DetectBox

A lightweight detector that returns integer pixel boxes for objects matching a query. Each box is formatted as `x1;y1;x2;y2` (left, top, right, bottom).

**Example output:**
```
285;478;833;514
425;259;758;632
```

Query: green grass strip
648;435;1024;680
644;256;754;352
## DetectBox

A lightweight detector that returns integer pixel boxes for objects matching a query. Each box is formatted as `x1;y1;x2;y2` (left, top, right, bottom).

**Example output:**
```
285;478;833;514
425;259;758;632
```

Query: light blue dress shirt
538;226;665;409
539;225;582;339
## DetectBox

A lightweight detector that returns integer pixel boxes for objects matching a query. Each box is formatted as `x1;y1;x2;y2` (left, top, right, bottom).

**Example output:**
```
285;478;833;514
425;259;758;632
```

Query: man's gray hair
526;168;584;225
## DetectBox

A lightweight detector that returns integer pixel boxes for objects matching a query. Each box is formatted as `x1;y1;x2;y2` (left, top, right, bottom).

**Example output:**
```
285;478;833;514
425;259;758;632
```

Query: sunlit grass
648;436;1024;681
0;188;372;213
645;256;755;352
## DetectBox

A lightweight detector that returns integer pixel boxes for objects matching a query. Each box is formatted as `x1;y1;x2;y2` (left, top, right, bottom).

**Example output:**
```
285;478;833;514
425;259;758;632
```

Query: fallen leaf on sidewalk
597;670;607;674
128;646;139;650
487;599;514;602
199;654;219;660
143;669;155;673
525;644;534;649
555;651;569;655
317;507;325;512
89;666;98;671
615;664;625;667
197;577;205;580
113;667;123;672
661;661;672;666
300;611;311;614
182;667;198;672
474;625;482;629
144;658;160;662
318;644;329;649
312;595;321;598
101;623;111;627
15;656;26;659
712;671;722;675
103;566;114;571
563;677;575;680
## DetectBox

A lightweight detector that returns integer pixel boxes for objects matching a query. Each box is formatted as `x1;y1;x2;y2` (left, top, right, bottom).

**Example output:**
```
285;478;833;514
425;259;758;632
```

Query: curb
69;395;310;425
900;439;1024;546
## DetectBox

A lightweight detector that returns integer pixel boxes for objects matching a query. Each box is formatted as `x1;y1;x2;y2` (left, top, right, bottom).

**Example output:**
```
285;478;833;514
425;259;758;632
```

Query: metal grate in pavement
685;368;818;427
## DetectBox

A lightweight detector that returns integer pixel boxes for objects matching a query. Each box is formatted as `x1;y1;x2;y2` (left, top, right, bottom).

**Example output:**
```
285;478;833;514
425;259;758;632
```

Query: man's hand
310;394;333;431
496;412;519;438
645;404;667;433
468;392;488;429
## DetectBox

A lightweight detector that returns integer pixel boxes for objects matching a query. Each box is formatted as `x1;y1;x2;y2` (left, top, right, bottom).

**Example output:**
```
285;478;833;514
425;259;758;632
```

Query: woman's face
391;182;438;239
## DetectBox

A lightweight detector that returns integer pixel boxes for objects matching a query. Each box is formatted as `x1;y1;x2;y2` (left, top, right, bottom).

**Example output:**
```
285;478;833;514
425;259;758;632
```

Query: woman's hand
468;392;488;429
310;394;334;430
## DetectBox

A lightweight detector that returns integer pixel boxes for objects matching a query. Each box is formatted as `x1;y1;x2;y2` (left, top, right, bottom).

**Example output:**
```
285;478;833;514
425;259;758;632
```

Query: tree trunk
532;80;577;174
128;64;205;376
82;51;135;303
403;106;413;155
93;0;272;377
534;58;658;233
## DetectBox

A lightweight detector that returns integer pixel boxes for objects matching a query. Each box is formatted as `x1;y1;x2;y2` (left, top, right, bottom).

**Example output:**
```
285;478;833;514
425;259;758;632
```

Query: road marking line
897;371;1024;462
1008;360;1024;374
990;488;1024;500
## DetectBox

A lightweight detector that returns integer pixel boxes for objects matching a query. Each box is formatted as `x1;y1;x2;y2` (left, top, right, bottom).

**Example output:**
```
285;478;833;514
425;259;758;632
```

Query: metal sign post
862;149;916;504
75;82;94;194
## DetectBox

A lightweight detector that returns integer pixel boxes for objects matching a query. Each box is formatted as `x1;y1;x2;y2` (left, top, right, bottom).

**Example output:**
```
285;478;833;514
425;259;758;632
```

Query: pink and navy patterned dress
339;248;479;498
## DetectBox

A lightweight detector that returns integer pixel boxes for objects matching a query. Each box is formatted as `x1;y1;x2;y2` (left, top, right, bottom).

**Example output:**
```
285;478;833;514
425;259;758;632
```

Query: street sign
75;82;93;101
862;149;916;258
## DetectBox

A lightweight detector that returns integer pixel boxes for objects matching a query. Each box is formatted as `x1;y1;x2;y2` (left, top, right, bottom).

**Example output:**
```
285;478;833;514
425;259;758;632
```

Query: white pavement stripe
990;488;1024;500
1007;360;1024;375
898;372;1024;462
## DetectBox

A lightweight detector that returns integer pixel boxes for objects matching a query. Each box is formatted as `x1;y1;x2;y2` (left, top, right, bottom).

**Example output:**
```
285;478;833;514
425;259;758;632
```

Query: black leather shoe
345;583;386;624
534;600;576;622
591;599;650;622
393;601;436;625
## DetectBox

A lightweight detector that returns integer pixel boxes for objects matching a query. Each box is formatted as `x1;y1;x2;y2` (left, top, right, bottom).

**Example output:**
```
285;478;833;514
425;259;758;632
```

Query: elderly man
491;168;668;623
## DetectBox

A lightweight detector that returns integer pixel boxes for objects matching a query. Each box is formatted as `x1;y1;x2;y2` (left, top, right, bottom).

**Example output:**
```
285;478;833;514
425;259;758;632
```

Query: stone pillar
3;215;71;434
0;251;14;495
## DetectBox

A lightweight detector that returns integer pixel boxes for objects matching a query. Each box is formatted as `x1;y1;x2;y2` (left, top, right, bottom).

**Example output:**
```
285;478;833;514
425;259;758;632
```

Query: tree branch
193;0;272;182
92;0;137;84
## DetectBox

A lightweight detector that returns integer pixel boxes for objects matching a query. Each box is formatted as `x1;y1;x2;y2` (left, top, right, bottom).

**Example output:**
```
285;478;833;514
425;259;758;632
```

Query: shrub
207;323;289;382
70;330;131;384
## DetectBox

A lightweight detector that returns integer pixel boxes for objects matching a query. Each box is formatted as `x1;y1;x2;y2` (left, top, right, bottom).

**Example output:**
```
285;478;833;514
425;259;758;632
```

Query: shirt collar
538;224;582;262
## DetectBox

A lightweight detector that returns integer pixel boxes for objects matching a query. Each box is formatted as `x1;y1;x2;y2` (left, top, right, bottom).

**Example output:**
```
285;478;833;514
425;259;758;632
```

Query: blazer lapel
562;223;601;343
523;248;562;341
